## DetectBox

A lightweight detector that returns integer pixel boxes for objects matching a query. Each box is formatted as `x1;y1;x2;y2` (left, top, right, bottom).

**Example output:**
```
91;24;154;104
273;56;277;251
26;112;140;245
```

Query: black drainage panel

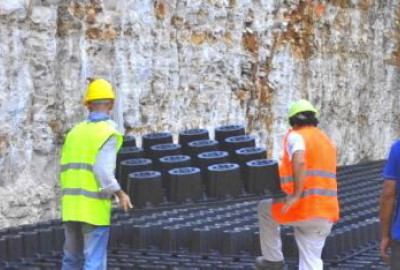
188;140;219;162
159;155;191;190
246;159;284;196
127;171;163;208
116;147;145;179
149;143;181;166
179;129;209;153
168;167;202;204
122;135;136;147
214;125;246;146
119;158;153;191
207;163;241;199
197;151;229;187
142;132;173;153
223;135;256;156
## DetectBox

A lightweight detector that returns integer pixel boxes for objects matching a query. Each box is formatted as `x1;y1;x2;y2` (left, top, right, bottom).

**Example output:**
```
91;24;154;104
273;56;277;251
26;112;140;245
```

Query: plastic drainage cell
117;147;144;161
20;231;39;258
122;135;136;147
5;234;23;261
197;151;230;187
38;228;54;254
142;132;173;153
207;163;241;199
221;228;252;255
214;125;245;144
116;147;145;179
168;167;202;203
150;143;182;162
246;159;285;196
179;129;209;151
159;155;191;189
0;238;7;263
127;171;163;207
119;158;153;191
235;147;267;164
223;135;256;156
187;140;219;161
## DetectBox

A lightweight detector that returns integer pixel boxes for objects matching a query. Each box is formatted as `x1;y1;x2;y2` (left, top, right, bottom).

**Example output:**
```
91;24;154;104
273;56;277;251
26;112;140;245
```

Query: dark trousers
392;240;400;270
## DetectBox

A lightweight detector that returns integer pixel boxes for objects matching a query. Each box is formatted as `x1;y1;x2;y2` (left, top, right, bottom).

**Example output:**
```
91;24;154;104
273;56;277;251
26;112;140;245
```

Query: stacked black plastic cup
21;231;38;258
5;234;23;261
207;163;241;199
223;135;256;157
38;228;54;254
215;125;245;150
53;225;65;252
116;147;145;180
168;167;202;203
149;143;181;167
0;237;6;263
122;135;136;147
191;227;213;253
235;147;267;164
127;171;163;207
178;129;209;154
245;159;284;196
159;155;191;189
142;132;173;155
235;147;267;181
197;151;229;187
221;227;252;255
187;140;219;163
119;158;153;191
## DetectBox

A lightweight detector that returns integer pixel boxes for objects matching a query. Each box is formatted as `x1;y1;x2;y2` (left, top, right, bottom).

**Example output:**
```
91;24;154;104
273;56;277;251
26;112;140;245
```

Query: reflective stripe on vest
274;188;337;203
60;163;93;172
280;170;336;184
62;188;110;200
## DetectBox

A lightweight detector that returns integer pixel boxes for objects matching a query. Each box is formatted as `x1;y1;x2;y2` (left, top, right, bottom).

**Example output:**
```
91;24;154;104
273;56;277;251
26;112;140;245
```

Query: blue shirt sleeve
383;142;399;180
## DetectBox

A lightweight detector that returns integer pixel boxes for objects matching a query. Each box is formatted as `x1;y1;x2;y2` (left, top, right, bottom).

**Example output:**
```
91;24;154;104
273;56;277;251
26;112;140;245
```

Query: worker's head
84;78;115;113
288;99;319;128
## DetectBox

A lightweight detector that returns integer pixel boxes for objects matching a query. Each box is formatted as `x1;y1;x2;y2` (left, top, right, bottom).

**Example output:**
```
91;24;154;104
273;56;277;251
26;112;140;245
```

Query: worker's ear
86;101;93;111
109;100;115;111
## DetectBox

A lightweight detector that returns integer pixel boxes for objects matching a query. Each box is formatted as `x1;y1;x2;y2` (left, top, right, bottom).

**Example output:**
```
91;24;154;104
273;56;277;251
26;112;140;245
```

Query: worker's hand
115;190;133;212
282;194;301;213
380;236;391;264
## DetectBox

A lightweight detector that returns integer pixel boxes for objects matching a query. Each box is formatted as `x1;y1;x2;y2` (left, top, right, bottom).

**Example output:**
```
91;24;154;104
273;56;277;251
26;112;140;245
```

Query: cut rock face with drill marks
0;0;398;232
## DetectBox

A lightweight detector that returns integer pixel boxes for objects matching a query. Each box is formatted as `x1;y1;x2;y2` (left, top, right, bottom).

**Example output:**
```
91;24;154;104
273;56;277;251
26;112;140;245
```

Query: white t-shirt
286;132;305;160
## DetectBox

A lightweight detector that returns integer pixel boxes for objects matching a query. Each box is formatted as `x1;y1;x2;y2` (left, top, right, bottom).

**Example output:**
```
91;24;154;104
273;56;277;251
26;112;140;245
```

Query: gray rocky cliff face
0;0;398;227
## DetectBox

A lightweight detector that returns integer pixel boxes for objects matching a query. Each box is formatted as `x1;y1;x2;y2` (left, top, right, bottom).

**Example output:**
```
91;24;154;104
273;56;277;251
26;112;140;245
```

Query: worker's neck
293;125;314;130
90;109;110;115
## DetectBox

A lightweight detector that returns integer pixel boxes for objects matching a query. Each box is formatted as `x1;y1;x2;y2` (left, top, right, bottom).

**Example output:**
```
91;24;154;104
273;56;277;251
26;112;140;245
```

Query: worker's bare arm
379;179;396;263
115;189;133;212
292;150;306;197
282;150;306;213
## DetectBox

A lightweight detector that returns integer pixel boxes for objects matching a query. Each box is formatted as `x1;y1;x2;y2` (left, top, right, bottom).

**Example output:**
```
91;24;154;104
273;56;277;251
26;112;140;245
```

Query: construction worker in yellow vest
60;79;133;270
256;99;339;270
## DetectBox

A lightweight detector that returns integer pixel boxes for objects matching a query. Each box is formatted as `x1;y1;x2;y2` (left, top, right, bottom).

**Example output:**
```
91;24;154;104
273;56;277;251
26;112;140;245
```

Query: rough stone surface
0;0;399;227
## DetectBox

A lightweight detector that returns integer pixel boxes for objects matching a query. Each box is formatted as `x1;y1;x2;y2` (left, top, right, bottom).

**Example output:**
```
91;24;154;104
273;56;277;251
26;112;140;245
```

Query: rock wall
0;0;399;228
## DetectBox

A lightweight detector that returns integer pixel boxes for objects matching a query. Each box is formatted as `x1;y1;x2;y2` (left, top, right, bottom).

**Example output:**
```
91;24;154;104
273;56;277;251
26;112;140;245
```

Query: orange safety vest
271;126;339;223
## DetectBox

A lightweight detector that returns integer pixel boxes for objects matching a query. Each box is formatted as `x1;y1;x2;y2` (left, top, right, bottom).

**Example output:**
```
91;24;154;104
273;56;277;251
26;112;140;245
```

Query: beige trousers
258;199;333;270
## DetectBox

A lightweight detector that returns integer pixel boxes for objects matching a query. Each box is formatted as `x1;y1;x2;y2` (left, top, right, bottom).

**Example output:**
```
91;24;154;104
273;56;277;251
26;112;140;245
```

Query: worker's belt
61;163;93;172
273;188;337;203
280;170;336;184
62;188;110;200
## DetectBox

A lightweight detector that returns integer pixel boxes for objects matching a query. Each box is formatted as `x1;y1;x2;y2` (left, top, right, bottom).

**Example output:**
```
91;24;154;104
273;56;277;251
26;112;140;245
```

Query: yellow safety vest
60;121;123;225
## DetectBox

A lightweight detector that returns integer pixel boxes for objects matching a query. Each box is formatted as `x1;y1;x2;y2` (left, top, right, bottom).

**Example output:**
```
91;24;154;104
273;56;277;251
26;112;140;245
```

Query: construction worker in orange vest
256;99;339;270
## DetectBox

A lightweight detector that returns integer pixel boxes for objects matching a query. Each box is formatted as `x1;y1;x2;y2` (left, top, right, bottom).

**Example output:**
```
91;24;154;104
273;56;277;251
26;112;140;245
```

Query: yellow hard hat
84;79;115;104
288;99;318;118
